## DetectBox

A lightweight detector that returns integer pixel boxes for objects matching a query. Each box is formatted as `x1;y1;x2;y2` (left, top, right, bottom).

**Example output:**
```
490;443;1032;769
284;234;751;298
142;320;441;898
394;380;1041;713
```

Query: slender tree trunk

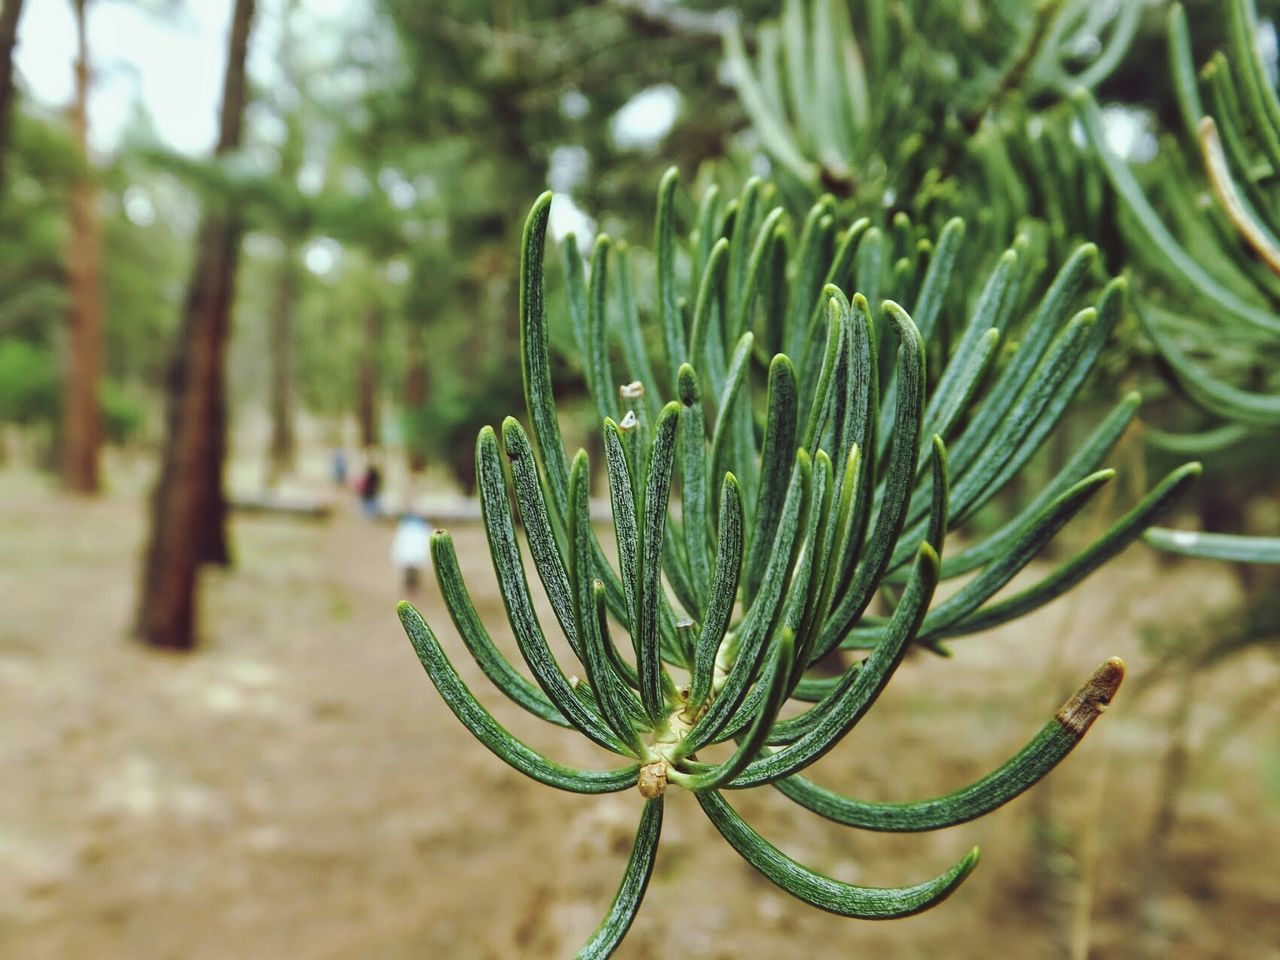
135;0;255;650
267;242;298;484
266;0;301;487
356;303;382;450
404;322;426;473
63;0;103;494
0;0;26;202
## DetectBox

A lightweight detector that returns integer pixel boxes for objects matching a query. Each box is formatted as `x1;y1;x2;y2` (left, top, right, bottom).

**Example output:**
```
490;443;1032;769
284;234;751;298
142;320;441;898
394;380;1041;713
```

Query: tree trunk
135;0;255;650
197;258;232;568
356;303;382;450
404;322;426;473
266;1;302;487
0;0;26;202
267;242;298;484
63;0;103;494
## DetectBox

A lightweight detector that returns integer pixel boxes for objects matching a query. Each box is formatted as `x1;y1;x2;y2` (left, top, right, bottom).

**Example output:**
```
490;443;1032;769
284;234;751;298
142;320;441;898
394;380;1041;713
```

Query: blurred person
392;512;432;593
358;461;382;518
331;448;348;487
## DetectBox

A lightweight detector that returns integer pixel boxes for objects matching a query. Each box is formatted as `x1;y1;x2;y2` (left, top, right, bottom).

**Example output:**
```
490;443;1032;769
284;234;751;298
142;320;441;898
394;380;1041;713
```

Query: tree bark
0;0;26;202
135;0;255;650
63;0;103;494
194;218;232;568
356;303;382;450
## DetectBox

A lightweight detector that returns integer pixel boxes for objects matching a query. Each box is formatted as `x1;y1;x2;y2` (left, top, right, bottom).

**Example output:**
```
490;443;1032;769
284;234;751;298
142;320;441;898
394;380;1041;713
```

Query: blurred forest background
0;0;1277;957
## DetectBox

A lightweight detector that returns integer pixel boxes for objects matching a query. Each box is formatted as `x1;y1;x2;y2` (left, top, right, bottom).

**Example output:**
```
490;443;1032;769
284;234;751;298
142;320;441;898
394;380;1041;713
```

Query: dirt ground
1;465;1278;959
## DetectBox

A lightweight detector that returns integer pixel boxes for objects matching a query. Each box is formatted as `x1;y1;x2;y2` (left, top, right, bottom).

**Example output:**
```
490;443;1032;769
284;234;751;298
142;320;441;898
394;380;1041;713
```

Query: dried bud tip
569;675;582;690
1056;657;1126;736
638;761;667;798
620;381;645;400
618;411;638;431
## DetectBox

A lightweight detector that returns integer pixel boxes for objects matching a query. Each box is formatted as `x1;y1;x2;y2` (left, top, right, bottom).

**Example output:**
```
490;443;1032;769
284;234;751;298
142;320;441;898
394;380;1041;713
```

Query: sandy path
1;478;1277;958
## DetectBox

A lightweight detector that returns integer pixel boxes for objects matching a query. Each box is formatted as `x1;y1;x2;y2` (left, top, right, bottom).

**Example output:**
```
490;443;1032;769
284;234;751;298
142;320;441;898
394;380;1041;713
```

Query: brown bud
637;761;667;798
1055;657;1125;737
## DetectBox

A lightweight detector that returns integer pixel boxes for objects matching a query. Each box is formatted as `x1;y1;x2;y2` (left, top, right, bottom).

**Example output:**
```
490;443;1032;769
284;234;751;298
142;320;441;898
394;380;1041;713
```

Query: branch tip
1055;657;1126;736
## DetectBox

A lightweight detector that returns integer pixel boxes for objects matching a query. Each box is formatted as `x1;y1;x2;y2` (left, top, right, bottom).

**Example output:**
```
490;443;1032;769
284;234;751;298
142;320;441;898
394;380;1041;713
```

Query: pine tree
397;171;1197;957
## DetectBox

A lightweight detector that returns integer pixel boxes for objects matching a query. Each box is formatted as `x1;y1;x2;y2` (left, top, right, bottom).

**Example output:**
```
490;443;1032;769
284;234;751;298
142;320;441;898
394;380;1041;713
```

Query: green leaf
689;473;745;711
398;602;638;794
563;233;593;402
928;392;1141;580
784;198;837;362
924;436;950;562
921;329;999;463
520;193;573;518
694;183;723;275
787;449;839;679
1167;4;1204;146
710;332;756;488
945;307;1098;529
1138;300;1280;427
730;542;939;787
777;658;1125;827
745;354;800;600
1144;527;1280;564
678;365;713;604
800;296;846;452
734;206;787;341
901;246;1017;455
726;180;765;348
912;470;1115;639
1225;0;1280;173
571;452;646;750
689;238;731;380
576;799;665;959
502;417;584;660
614;244;661;421
684;452;811;754
587;236;616;424
724;18;820;185
697;789;979;919
656;167;686;385
1144;422;1252;456
429;530;571;728
638;402;682;720
506;417;639;672
1073;90;1280;336
476;426;626;753
940;463;1202;637
909;217;964;343
944;242;1098;485
820;300;923;649
603;419;642;638
672;628;795;792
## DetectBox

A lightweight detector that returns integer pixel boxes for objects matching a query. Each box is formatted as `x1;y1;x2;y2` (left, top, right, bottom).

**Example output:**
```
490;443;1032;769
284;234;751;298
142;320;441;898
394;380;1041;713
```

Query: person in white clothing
392;512;432;594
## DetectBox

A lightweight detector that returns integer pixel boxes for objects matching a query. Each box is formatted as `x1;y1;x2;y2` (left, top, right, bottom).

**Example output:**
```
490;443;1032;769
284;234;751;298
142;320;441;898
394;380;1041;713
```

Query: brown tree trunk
267;243;298;484
404;322;427;473
197;250;232;568
62;0;103;494
266;0;301;487
135;0;255;650
0;0;26;201
356;303;382;450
